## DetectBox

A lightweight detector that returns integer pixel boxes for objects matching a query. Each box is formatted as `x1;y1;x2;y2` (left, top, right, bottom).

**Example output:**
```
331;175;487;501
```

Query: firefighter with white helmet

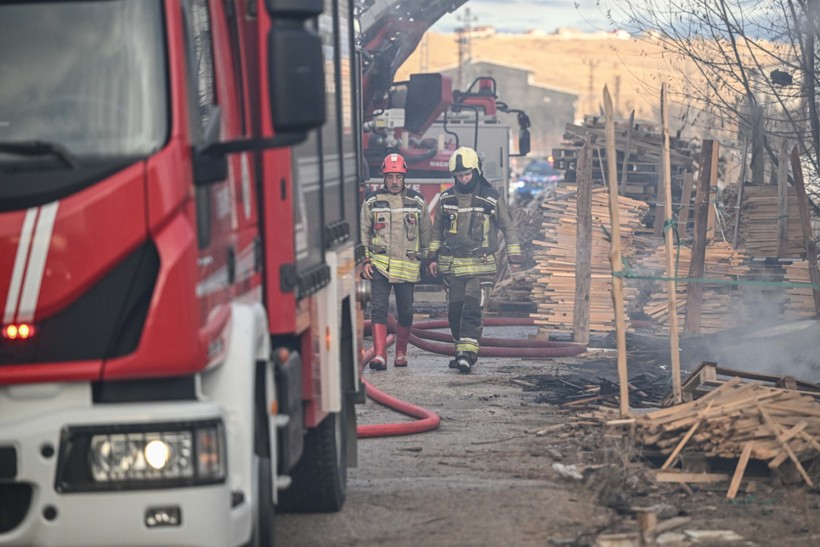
428;146;523;373
361;153;433;370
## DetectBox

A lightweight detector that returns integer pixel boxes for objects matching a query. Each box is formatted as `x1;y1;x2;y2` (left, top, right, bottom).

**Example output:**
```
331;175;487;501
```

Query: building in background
439;60;577;170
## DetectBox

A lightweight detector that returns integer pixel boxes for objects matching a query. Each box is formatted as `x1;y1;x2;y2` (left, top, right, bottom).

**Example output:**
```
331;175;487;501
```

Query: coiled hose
357;317;587;438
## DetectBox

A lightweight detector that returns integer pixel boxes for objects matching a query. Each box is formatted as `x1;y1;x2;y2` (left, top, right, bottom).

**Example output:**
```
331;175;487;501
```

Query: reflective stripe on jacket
360;187;432;283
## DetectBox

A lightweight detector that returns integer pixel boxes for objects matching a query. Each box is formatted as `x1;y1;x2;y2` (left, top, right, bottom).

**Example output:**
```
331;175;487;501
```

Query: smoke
681;286;820;383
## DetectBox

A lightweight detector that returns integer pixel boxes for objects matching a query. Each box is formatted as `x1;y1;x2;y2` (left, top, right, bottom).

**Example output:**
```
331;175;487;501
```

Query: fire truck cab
0;1;363;545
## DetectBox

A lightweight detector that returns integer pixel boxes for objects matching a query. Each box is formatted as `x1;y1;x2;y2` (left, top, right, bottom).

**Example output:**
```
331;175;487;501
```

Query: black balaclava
454;168;480;194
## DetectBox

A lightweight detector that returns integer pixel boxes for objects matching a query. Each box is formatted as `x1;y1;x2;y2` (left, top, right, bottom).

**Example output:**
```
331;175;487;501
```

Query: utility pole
455;7;477;89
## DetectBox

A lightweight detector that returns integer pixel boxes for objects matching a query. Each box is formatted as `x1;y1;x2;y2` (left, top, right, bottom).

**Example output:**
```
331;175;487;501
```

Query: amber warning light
2;323;36;340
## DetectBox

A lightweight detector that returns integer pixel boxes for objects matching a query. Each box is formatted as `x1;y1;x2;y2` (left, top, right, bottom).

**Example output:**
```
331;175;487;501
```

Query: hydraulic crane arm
357;0;468;116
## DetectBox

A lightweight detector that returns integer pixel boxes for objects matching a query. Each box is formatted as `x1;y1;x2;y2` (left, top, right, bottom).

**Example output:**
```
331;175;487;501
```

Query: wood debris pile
516;369;669;408
552;115;696;208
609;375;820;496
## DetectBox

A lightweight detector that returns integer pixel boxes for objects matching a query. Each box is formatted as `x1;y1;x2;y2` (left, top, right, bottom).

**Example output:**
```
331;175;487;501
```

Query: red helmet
381;153;407;175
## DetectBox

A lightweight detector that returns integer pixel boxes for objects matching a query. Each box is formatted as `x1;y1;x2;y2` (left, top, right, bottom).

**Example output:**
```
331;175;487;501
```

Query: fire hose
357;334;442;438
356;317;587;438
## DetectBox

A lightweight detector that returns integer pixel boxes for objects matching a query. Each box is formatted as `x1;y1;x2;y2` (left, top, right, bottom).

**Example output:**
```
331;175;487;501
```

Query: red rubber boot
394;325;410;367
369;323;388;371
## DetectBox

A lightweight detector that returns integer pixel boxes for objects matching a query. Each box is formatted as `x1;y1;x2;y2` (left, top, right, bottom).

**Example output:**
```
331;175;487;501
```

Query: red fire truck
0;1;364;545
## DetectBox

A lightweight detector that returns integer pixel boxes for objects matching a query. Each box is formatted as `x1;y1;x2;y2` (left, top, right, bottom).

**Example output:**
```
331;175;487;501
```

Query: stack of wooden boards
636;241;750;334
725;184;806;258
607;371;820;498
526;186;653;333
783;260;819;319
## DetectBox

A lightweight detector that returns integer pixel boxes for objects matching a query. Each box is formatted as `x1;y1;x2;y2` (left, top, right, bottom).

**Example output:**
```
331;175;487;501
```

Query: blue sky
432;0;612;34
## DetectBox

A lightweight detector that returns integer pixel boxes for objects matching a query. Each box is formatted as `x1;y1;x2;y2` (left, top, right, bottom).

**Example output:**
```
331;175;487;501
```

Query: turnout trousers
443;274;495;355
370;269;416;327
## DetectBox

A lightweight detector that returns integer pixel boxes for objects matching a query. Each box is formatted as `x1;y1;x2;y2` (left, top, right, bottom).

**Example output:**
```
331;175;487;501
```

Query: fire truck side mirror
518;128;531;157
509;110;531;157
265;0;322;17
267;23;326;133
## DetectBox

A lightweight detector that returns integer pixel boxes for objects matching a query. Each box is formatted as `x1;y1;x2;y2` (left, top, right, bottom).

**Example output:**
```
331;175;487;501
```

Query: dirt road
276;305;820;546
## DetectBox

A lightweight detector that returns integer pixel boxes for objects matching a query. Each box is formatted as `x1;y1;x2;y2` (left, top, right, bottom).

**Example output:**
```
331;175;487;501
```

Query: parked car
511;160;562;203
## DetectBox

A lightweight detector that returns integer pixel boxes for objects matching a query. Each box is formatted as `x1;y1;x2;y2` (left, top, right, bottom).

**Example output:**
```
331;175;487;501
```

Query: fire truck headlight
89;432;194;481
144;439;172;469
57;421;226;492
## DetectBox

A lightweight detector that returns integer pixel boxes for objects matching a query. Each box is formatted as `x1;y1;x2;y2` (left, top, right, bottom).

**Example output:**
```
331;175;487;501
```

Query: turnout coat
360;187;432;282
429;180;522;277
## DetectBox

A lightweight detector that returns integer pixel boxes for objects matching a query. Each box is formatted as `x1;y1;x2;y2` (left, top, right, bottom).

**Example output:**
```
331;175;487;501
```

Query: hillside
397;31;701;131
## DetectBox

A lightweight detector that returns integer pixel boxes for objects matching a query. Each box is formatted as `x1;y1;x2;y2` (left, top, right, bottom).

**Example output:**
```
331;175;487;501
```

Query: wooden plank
619;109;635;195
603;85;630;417
660;84;682;403
732;136;748;248
759;404;815;486
726;441;754;499
767;421;811;469
678;170;694;237
681;362;718;396
654;471;730;483
573;142;593;344
789;145;820;315
751;105;765;185
660;400;715;470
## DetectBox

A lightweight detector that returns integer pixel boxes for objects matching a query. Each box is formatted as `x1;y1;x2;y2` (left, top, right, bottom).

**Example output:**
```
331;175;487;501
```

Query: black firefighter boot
455;351;477;374
394;325;410;367
369;323;388;370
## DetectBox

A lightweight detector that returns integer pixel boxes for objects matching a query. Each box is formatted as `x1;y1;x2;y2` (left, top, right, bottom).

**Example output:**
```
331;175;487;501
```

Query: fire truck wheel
249;455;276;547
276;405;348;513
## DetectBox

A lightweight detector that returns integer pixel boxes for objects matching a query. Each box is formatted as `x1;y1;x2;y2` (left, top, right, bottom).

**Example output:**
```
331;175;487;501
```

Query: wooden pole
619;110;635;195
573;142;593;344
660;84;683;403
677;171;694;238
790;146;820;316
751;105;765;185
603;85;630;416
776;139;790;258
653;203;665;238
732;136;748;249
685;140;718;334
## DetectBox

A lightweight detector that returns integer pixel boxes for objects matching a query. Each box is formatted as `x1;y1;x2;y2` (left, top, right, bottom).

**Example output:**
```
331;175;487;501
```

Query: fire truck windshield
0;1;168;162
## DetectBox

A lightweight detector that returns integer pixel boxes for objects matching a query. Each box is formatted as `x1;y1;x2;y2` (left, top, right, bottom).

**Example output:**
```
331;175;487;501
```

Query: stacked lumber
490;192;551;314
612;377;820;493
528;186;653;333
782;259;819;319
489;269;536;315
636;241;750;334
552;115;696;206
734;185;805;258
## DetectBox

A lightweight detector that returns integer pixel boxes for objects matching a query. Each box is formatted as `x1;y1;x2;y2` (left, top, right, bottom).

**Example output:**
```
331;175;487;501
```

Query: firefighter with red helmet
428;146;524;373
361;153;433;370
